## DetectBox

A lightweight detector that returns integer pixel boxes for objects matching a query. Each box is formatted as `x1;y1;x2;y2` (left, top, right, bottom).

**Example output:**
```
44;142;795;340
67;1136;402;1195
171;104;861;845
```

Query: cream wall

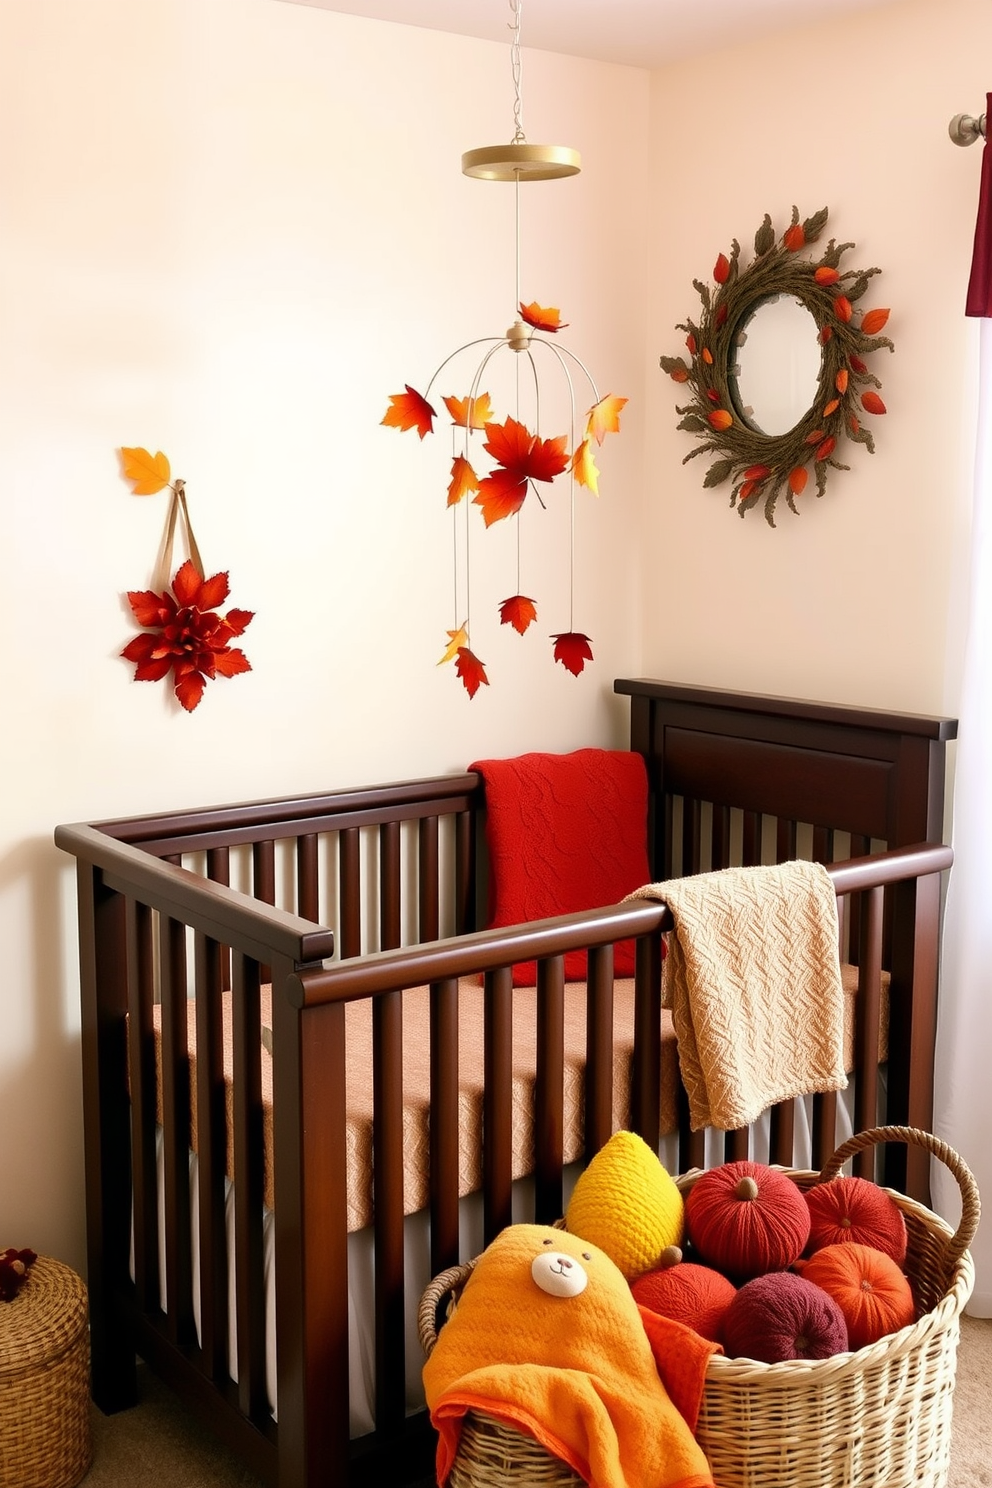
0;0;648;1267
1;0;986;1272
643;0;989;716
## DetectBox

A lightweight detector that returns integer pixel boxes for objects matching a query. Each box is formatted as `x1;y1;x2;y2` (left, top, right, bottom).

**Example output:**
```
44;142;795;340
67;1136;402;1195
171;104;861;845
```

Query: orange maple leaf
455;646;489;698
121;447;172;495
438;624;469;665
382;385;435;438
448;455;479;507
474;417;570;526
570;438;600;495
499;595;538;635
586;394;628;446
552;632;593;677
443;392;493;430
519;301;568;332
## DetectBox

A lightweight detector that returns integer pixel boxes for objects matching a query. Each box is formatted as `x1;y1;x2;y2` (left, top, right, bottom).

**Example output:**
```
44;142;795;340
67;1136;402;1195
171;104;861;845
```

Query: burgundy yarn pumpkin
796;1242;916;1349
632;1258;737;1344
804;1175;908;1265
722;1271;849;1362
685;1160;811;1280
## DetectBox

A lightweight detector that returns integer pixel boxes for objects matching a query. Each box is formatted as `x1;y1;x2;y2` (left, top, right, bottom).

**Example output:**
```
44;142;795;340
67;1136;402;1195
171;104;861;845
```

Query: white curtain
932;316;992;1316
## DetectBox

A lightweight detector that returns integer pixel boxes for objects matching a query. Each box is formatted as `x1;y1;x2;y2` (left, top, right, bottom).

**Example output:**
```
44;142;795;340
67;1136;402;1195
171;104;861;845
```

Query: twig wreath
660;207;893;527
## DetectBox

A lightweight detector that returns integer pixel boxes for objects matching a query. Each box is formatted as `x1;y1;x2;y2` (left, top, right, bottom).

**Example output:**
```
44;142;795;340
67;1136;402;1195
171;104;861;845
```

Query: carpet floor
81;1313;992;1487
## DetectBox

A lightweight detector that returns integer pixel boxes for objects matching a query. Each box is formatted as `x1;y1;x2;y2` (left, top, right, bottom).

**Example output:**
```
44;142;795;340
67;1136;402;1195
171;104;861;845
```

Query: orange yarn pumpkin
632;1257;737;1344
804;1175;908;1264
685;1160;811;1280
796;1242;916;1349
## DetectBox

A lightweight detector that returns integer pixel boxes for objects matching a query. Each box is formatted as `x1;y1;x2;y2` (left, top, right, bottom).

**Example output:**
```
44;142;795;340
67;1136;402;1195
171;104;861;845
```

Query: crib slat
125;898;158;1314
373;987;406;1430
418;815;440;943
297;833;319;923
483;967;514;1246
769;1100;796;1166
193;932;229;1383
430;979;461;1273
776;817;798;861
584;946;615;1158
534;957;566;1224
380;820;401;951
853;886;885;1176
631;934;663;1152
339;828;361;958
724;1128;749;1163
454;807;475;934
207;847;232;991
711;803;730;870
231;952;267;1418
741;809;761;867
160;914;194;1345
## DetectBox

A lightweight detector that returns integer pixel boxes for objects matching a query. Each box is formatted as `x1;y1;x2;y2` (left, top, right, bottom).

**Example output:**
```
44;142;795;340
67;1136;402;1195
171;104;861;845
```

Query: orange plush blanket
423;1224;717;1488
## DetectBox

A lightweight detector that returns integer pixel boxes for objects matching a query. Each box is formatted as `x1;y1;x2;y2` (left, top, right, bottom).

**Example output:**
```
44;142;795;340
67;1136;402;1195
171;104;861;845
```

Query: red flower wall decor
120;448;254;712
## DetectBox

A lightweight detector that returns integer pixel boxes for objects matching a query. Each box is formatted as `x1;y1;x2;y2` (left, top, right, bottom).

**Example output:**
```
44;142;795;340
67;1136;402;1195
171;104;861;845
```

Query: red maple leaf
381;385;435;438
122;559;253;712
499;594;538;635
551;631;594;677
454;646;489;699
474;417;570;526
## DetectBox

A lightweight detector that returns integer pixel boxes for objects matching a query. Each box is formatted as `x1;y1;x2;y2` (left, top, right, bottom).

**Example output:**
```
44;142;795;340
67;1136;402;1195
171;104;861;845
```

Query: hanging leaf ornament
660;207;893;526
119;449;254;711
384;294;625;696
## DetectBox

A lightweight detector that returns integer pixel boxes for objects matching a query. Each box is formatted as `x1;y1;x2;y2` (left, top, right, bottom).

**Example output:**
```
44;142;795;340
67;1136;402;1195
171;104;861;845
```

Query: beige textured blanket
626;861;848;1131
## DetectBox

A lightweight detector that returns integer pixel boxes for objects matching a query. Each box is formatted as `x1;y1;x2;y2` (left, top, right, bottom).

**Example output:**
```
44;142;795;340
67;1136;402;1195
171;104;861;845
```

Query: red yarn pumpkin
804;1175;908;1264
722;1271;849;1362
632;1258;737;1344
796;1242;916;1349
685;1161;811;1280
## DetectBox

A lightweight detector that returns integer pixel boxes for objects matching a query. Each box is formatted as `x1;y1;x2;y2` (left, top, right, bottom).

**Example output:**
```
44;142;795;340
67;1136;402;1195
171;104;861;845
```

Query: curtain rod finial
950;112;987;147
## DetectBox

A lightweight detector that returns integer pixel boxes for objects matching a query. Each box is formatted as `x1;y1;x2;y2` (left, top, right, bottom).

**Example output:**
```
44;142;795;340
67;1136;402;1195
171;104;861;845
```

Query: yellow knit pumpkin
566;1130;684;1280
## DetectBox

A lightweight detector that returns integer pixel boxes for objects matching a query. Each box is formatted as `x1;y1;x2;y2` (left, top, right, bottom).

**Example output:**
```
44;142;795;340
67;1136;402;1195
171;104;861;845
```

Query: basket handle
817;1124;981;1265
417;1258;477;1359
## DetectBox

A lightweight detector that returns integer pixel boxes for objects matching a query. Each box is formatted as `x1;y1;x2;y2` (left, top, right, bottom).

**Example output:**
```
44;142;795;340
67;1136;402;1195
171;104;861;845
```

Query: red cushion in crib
468;748;652;985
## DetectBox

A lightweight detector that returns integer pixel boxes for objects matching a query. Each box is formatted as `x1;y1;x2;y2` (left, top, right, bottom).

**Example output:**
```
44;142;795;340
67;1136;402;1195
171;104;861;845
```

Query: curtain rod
950;112;988;146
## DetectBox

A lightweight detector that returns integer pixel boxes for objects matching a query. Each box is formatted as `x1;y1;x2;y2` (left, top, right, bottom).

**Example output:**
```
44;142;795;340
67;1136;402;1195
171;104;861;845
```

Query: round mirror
732;296;822;435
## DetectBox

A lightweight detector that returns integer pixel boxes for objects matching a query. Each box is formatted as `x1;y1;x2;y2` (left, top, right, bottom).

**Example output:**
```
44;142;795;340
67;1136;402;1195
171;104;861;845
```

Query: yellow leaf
570;438;600;495
447;455;479;507
121;447;171;495
586;394;628;446
438;624;469;666
443;392;493;430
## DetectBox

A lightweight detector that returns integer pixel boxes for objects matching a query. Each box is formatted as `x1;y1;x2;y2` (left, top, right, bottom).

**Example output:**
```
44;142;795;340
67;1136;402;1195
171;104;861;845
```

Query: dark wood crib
55;679;957;1488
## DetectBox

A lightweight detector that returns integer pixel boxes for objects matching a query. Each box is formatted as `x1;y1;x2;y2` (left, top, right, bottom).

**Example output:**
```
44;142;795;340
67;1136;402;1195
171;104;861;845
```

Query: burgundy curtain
966;93;992;316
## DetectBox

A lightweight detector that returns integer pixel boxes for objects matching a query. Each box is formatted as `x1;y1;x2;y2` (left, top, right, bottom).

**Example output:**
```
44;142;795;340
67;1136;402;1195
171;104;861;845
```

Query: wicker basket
419;1125;979;1488
0;1255;92;1488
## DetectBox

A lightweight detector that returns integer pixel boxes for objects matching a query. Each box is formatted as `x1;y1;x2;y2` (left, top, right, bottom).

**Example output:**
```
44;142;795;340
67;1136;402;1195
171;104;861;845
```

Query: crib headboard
616;678;955;869
616;677;958;1193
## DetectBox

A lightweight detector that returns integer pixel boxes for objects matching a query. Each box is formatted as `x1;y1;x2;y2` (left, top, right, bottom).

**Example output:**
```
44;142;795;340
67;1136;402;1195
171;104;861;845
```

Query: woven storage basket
0;1255;92;1488
419;1125;979;1488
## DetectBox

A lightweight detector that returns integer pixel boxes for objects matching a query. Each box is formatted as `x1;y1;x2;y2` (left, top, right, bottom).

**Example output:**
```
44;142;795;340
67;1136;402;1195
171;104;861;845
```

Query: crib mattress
152;963;881;1231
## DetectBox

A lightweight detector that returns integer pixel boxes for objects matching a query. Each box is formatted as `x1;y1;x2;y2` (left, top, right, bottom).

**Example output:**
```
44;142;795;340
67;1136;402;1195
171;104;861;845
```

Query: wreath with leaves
660;207;893;527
